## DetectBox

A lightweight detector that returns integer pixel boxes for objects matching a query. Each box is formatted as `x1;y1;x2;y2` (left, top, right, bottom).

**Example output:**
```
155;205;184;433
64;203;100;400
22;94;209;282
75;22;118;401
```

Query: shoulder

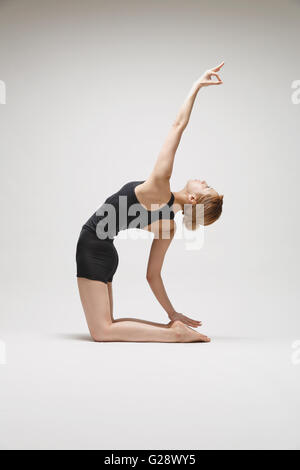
120;181;143;192
137;177;172;202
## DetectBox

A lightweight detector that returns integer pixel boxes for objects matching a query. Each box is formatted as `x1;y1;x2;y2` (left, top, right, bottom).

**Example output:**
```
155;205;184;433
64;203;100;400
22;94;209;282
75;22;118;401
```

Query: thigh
77;277;111;339
107;282;114;321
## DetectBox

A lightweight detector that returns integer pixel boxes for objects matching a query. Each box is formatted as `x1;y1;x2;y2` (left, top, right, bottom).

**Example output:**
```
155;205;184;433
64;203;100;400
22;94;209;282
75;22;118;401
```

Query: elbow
173;121;187;131
146;272;154;284
146;272;161;284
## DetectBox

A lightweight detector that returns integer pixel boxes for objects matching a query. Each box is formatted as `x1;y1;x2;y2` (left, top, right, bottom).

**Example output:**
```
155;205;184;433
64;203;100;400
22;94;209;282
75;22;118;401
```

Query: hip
76;227;118;259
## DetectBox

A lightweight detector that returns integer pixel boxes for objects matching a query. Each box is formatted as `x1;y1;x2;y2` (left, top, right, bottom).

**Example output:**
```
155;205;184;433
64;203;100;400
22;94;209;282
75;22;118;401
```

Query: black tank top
83;181;175;240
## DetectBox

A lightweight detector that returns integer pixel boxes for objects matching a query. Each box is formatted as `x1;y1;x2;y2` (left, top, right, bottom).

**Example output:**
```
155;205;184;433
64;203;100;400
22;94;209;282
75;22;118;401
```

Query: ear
188;193;197;205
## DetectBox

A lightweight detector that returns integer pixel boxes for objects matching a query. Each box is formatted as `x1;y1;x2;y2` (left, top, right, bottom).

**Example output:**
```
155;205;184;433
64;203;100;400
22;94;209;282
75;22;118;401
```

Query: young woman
76;62;224;343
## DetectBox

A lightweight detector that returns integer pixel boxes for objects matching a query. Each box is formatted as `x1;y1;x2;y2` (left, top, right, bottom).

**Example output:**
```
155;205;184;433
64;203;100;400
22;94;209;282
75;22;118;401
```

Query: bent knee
91;325;112;342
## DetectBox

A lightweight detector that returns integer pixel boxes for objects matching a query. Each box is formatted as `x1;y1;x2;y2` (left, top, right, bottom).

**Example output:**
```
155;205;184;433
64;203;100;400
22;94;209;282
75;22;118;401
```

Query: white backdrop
0;0;299;450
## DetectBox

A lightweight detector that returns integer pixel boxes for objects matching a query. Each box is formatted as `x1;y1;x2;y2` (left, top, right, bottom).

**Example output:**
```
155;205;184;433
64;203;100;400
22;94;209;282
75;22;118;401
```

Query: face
186;179;218;203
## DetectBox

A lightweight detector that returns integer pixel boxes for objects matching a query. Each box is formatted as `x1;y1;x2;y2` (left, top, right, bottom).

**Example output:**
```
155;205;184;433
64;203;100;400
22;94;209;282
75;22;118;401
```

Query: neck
173;189;188;213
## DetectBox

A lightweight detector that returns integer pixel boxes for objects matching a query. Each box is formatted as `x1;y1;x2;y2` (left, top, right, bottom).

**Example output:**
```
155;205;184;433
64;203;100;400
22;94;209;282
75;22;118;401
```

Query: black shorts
76;228;119;283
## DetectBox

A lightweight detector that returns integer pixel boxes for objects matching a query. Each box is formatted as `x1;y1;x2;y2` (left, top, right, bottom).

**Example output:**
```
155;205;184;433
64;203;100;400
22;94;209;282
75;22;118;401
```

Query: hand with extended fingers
195;61;225;88
168;311;202;329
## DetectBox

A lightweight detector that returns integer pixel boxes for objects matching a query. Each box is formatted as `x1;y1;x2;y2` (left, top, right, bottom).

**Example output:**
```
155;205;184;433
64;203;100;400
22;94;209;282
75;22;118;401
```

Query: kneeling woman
76;62;224;343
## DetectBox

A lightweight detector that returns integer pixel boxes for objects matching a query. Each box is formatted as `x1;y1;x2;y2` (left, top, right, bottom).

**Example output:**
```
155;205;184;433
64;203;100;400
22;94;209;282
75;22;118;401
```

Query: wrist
193;81;203;92
168;310;177;319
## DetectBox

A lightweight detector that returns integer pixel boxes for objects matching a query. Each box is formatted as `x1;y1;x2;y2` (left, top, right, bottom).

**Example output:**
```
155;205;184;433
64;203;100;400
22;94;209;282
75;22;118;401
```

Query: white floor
0;331;299;450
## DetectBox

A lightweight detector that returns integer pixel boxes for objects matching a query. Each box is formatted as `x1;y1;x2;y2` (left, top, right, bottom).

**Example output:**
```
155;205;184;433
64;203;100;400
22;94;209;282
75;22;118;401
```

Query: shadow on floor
52;334;258;344
55;333;93;342
212;336;258;342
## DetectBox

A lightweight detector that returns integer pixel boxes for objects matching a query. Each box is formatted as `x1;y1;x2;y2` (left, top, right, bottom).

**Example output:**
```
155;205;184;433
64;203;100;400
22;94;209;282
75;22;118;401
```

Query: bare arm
146;232;176;317
146;224;201;328
149;62;224;183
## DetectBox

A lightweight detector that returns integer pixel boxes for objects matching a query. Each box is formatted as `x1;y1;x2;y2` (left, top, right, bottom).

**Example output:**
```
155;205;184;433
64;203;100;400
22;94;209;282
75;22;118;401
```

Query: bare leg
77;278;210;343
107;282;114;323
107;282;172;328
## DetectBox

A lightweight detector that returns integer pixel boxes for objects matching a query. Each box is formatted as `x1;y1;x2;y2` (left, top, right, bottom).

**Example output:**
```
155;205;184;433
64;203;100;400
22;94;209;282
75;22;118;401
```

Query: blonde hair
183;193;224;230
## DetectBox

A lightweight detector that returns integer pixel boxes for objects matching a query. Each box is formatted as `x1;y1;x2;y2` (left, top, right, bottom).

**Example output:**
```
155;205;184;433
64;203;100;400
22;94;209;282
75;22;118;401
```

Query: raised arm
149;62;224;183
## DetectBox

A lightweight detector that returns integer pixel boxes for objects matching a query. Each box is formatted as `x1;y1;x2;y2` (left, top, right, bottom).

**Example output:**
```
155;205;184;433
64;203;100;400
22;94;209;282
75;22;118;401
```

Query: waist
81;225;115;242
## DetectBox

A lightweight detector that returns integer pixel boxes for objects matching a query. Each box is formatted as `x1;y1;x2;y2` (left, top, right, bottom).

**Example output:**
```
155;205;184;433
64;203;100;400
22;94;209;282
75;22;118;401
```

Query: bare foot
171;320;211;343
